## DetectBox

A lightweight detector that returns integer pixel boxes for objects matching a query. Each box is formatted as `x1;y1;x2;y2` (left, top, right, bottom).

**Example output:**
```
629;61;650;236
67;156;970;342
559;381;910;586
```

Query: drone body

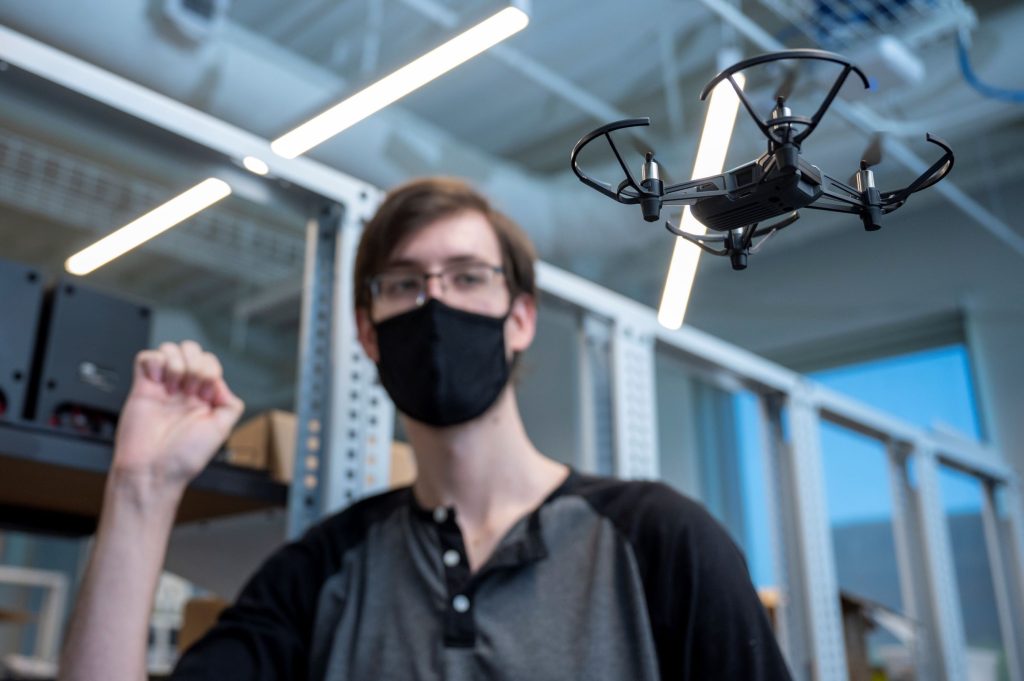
570;49;955;270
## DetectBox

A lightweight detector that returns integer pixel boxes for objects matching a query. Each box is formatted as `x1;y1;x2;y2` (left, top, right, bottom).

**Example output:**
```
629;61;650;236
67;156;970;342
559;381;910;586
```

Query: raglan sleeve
606;481;795;681
671;496;793;680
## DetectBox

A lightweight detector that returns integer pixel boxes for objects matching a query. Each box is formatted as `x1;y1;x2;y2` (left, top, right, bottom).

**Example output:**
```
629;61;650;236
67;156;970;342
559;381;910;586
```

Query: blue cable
957;31;1024;103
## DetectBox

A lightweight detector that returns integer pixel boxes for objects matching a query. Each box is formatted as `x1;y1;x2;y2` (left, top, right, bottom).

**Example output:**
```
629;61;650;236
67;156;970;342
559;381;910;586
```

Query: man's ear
506;293;537;354
356;307;380;363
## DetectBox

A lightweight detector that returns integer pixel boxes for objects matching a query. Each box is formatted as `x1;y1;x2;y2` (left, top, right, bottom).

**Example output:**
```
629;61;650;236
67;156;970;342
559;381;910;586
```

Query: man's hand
60;341;245;681
113;340;245;494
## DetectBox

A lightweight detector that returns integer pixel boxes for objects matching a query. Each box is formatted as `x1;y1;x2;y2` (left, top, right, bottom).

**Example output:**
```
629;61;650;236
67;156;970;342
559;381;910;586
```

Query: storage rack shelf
0;421;287;536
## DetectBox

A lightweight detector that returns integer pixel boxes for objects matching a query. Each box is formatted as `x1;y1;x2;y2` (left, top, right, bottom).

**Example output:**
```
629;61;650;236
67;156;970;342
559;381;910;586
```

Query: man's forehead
387;211;501;266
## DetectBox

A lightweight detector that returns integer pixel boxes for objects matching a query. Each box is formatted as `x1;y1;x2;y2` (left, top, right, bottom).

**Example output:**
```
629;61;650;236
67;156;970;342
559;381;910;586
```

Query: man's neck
405;388;568;531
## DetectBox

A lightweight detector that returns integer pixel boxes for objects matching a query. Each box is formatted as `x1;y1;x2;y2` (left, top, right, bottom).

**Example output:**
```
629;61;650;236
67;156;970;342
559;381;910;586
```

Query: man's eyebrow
384;254;486;269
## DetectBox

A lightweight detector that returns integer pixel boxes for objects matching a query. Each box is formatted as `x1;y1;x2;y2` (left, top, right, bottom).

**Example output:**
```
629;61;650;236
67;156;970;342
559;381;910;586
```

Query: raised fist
112;340;245;492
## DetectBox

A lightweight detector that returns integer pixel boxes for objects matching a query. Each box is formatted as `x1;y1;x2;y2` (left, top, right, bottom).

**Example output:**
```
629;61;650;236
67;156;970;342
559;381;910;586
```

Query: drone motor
640;152;663;221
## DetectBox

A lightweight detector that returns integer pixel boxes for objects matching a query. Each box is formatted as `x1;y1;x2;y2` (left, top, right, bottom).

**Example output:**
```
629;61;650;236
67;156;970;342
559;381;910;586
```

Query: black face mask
373;298;511;427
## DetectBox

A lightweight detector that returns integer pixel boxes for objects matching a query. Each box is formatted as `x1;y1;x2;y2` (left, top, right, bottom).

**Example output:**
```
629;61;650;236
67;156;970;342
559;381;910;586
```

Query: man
59;178;792;680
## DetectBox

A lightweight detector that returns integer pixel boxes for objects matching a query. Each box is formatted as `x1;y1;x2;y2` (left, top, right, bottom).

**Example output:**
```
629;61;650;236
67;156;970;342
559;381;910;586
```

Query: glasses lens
445;263;497;293
373;272;422;303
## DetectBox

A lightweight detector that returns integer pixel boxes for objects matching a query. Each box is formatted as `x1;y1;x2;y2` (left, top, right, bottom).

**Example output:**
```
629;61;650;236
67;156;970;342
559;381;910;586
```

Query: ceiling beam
397;0;632;124
266;1;333;43
360;0;384;76
657;26;686;141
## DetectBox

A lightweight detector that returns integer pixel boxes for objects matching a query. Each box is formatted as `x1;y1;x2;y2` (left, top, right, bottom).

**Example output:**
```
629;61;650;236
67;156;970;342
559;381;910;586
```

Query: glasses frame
368;262;506;310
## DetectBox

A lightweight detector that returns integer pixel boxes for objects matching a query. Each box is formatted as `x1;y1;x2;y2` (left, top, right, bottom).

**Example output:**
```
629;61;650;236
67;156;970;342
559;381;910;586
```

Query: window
808;342;993;675
810;343;983;440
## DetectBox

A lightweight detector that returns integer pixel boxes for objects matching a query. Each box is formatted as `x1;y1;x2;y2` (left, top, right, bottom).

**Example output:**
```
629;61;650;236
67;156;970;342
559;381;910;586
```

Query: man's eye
384;277;420;295
452;271;486;287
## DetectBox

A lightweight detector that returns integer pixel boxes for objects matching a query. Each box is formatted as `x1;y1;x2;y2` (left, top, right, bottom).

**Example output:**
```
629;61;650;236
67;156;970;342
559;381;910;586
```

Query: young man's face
356;210;536;365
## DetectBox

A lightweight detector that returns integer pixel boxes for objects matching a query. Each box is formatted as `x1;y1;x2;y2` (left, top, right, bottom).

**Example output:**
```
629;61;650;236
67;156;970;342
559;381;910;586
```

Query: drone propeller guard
569;49;956;270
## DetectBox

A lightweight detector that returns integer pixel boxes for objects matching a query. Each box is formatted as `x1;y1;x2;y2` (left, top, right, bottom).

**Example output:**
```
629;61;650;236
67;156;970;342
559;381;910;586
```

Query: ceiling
0;0;1022;383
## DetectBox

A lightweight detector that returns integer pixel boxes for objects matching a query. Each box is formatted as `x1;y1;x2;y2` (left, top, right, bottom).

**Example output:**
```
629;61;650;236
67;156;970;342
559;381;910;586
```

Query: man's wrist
105;466;187;515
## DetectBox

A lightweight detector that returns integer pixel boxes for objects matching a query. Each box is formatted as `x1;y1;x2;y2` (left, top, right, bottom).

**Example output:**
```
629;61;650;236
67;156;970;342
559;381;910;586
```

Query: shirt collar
407;467;578;569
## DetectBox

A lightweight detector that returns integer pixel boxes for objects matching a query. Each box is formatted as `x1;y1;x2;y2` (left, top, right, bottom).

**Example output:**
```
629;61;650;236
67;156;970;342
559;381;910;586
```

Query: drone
570;49;955;270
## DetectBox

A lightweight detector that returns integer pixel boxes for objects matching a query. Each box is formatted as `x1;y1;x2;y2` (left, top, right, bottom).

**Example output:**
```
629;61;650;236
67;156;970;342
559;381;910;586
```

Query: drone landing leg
726;229;749;270
862;192;882;231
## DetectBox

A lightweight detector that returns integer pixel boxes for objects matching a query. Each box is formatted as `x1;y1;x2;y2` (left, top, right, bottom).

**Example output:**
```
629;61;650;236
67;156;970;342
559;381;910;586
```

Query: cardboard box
178;596;229;654
227;410;296;483
0;608;31;624
757;587;780;632
227;411;417;488
759;588;917;681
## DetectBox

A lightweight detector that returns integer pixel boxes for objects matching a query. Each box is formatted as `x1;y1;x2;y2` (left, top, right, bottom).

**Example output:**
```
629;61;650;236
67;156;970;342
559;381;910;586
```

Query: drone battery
693;161;823;232
29;279;151;440
0;258;45;422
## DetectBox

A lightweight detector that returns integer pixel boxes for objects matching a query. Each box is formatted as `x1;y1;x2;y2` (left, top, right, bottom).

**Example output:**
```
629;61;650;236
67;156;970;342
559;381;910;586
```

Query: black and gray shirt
172;470;792;680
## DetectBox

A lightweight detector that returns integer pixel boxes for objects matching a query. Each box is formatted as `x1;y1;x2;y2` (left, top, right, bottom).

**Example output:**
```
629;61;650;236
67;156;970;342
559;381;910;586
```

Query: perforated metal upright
287;203;342;539
913;445;969;680
885;442;941;681
781;390;848;681
322;195;394;518
981;476;1023;681
577;313;616;475
287;195;394;539
1000;477;1024;672
757;394;812;679
609;315;659;480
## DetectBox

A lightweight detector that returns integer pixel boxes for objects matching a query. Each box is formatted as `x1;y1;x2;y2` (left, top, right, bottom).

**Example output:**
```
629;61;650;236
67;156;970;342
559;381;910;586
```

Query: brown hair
353;177;536;312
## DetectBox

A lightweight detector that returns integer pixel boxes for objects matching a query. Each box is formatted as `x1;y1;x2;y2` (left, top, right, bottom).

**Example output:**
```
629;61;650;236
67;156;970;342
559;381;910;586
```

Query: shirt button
433;507;449;523
452;594;471;613
442;549;460;568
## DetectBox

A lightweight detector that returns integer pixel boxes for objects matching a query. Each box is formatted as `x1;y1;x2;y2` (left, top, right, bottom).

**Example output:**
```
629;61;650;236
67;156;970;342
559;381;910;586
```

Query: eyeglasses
369;262;505;313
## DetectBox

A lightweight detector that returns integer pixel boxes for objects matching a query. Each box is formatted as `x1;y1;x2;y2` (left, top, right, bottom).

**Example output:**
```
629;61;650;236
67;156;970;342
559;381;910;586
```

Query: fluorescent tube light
65;178;231;276
271;6;529;159
657;74;745;330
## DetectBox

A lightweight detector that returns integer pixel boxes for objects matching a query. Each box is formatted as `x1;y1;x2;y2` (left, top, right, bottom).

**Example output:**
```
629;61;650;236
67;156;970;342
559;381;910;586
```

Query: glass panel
939;466;1008;681
821;422;902;613
691;380;745;544
654;350;773;587
811;344;983;440
655;350;700;499
819;421;910;676
736;392;776;589
653;355;744;537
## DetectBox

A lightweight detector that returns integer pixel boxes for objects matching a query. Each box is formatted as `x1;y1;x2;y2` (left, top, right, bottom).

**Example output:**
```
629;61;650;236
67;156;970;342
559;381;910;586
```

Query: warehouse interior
0;0;1022;679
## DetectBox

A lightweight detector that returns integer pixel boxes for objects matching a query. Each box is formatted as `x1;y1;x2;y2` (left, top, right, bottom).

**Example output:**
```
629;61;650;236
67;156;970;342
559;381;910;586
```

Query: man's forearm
59;471;184;681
